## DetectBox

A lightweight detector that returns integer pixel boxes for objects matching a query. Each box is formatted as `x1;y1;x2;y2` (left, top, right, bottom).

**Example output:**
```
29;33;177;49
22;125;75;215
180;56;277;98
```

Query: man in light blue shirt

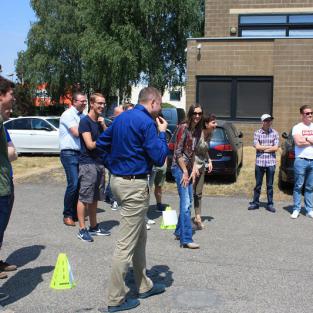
59;92;86;226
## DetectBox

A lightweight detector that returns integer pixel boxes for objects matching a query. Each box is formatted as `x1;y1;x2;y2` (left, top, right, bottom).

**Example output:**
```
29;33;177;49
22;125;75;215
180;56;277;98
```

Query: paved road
0;172;312;313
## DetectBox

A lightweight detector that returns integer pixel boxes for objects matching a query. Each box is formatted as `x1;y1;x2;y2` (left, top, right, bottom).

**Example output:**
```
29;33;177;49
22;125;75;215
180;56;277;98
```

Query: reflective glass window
240;15;287;24
289;29;313;37
289;15;313;24
241;29;286;37
198;80;232;118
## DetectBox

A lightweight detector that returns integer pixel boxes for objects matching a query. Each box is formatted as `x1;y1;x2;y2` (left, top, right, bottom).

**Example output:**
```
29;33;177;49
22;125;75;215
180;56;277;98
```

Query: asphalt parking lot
0;173;312;313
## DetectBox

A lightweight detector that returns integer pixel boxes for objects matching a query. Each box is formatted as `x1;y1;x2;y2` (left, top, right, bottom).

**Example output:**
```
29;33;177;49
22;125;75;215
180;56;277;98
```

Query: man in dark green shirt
0;76;16;303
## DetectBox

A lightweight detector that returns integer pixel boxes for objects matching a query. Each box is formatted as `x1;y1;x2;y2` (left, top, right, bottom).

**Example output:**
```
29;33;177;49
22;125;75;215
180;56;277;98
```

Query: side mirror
282;132;288;139
238;131;243;138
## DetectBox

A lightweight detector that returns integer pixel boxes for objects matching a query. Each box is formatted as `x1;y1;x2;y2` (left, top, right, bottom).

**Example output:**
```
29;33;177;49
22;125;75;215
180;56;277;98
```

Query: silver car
4;116;60;154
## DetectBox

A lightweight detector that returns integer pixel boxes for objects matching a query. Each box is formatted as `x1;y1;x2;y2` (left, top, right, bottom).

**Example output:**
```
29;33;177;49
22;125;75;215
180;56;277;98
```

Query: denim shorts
78;163;105;204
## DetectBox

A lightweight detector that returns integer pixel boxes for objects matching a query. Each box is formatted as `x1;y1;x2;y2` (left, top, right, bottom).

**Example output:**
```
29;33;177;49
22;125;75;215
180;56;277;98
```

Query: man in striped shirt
248;114;279;212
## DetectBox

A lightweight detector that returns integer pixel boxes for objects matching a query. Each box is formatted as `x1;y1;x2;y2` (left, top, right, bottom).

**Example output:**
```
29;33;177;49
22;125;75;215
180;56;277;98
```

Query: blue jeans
0;181;14;248
171;165;193;245
293;158;313;213
252;165;275;206
60;150;79;219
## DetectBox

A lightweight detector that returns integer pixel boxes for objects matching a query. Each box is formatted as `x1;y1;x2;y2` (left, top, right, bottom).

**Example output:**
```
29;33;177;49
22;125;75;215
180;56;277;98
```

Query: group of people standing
2;76;313;312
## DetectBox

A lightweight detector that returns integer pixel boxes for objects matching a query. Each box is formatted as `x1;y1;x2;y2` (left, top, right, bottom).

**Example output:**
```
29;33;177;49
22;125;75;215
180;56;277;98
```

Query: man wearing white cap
248;114;279;212
290;105;313;219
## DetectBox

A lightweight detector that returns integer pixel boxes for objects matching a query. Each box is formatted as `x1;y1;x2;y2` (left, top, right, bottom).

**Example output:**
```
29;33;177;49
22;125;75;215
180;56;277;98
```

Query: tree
16;0;204;101
13;83;36;117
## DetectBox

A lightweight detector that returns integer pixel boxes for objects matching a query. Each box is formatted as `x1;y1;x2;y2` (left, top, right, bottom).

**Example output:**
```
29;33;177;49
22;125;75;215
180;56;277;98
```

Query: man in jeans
59;92;87;226
0;76;17;303
248;114;279;212
291;105;313;219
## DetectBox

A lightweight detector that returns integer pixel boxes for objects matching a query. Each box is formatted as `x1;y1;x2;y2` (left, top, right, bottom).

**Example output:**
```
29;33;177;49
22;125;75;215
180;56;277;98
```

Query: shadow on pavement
125;265;174;294
6;245;45;268
0;266;54;306
99;220;119;231
283;205;308;217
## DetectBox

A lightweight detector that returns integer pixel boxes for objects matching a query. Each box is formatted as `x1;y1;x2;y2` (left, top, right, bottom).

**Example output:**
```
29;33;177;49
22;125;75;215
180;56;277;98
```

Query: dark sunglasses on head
304;112;313;116
192;112;203;116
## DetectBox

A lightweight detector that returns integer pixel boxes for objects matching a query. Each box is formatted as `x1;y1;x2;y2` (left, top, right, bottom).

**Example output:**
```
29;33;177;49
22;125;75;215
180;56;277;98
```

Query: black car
167;120;244;182
279;131;295;188
161;108;186;135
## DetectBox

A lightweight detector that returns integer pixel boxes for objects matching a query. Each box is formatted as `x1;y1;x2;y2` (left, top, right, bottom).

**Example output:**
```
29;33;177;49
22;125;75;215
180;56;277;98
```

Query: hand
189;167;200;184
156;116;168;132
207;161;213;173
98;116;105;125
180;171;189;187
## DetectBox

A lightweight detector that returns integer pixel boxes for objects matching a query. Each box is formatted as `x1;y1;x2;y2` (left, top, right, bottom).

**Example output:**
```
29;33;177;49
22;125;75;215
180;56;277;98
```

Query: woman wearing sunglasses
171;104;203;249
191;113;217;229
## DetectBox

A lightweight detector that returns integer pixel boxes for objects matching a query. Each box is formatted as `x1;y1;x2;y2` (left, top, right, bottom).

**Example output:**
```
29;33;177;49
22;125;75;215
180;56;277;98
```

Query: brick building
186;0;313;144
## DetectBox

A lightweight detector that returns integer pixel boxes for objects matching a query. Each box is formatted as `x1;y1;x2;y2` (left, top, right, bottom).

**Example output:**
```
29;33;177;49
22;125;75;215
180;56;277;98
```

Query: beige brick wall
205;0;313;37
186;38;313;145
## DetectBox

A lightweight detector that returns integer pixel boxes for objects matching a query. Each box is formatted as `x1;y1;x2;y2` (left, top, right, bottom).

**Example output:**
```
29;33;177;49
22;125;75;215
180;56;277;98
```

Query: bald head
114;105;124;117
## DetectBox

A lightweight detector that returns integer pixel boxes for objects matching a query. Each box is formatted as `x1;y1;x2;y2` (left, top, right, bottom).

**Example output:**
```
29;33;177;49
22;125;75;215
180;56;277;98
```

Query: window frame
239;13;313;38
196;76;273;122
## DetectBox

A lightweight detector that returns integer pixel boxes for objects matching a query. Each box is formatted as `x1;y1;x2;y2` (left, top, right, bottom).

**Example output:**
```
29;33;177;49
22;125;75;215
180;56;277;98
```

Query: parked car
161;108;186;135
167;120;243;182
4;116;60;154
279;130;295;188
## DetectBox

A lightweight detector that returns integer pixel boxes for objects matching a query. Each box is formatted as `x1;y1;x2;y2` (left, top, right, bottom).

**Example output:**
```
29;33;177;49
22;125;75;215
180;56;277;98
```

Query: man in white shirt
291;104;313;219
59;92;87;226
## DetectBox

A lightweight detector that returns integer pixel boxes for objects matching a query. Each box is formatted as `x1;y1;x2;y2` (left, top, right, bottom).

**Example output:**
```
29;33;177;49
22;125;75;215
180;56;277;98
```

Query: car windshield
46;118;60;129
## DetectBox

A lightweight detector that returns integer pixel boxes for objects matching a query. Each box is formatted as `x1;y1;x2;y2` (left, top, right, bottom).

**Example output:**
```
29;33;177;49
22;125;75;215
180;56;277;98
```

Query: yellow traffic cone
50;253;76;290
160;206;177;230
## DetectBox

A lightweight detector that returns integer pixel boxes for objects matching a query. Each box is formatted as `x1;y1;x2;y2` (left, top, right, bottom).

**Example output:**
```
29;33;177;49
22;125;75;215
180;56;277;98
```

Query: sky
0;0;36;80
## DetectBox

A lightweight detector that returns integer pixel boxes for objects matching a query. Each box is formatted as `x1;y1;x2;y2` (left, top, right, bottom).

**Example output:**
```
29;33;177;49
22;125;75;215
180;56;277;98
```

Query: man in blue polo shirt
97;87;169;312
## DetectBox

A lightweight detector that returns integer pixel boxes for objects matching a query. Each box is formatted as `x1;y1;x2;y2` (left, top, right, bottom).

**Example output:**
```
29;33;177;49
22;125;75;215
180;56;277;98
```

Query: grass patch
12;156;61;179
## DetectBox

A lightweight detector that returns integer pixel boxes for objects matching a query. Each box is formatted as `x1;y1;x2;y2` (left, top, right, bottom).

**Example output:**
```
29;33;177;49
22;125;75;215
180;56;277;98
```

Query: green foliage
16;0;204;101
161;102;175;108
13;83;36;117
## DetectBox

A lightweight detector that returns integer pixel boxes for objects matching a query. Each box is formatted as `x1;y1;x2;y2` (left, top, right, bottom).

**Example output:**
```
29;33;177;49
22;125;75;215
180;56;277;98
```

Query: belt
61;149;80;153
115;174;148;180
299;157;313;161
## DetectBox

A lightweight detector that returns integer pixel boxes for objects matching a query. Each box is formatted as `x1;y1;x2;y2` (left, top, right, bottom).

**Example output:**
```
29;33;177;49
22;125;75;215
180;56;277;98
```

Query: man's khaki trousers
108;175;153;306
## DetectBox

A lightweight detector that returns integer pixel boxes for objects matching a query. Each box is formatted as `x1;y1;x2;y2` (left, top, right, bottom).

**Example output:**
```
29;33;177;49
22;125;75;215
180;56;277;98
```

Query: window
4;120;13;129
32;118;53;131
11;118;32;130
46;118;60;129
169;91;181;101
239;14;313;38
196;76;273;121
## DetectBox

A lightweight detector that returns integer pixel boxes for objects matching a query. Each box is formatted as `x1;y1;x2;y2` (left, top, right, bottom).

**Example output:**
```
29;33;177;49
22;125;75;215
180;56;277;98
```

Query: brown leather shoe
0;261;17;272
0;271;8;279
63;217;76;226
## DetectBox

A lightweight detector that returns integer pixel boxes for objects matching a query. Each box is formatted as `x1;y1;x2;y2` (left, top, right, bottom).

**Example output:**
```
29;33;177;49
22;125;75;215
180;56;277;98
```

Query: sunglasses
304;112;313;116
192;112;203;116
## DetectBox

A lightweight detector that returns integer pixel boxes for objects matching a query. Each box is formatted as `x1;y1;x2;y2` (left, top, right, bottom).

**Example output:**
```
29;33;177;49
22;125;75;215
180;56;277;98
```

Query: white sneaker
111;201;119;211
146;219;155;225
306;211;313;218
146;224;151;230
290;210;300;219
